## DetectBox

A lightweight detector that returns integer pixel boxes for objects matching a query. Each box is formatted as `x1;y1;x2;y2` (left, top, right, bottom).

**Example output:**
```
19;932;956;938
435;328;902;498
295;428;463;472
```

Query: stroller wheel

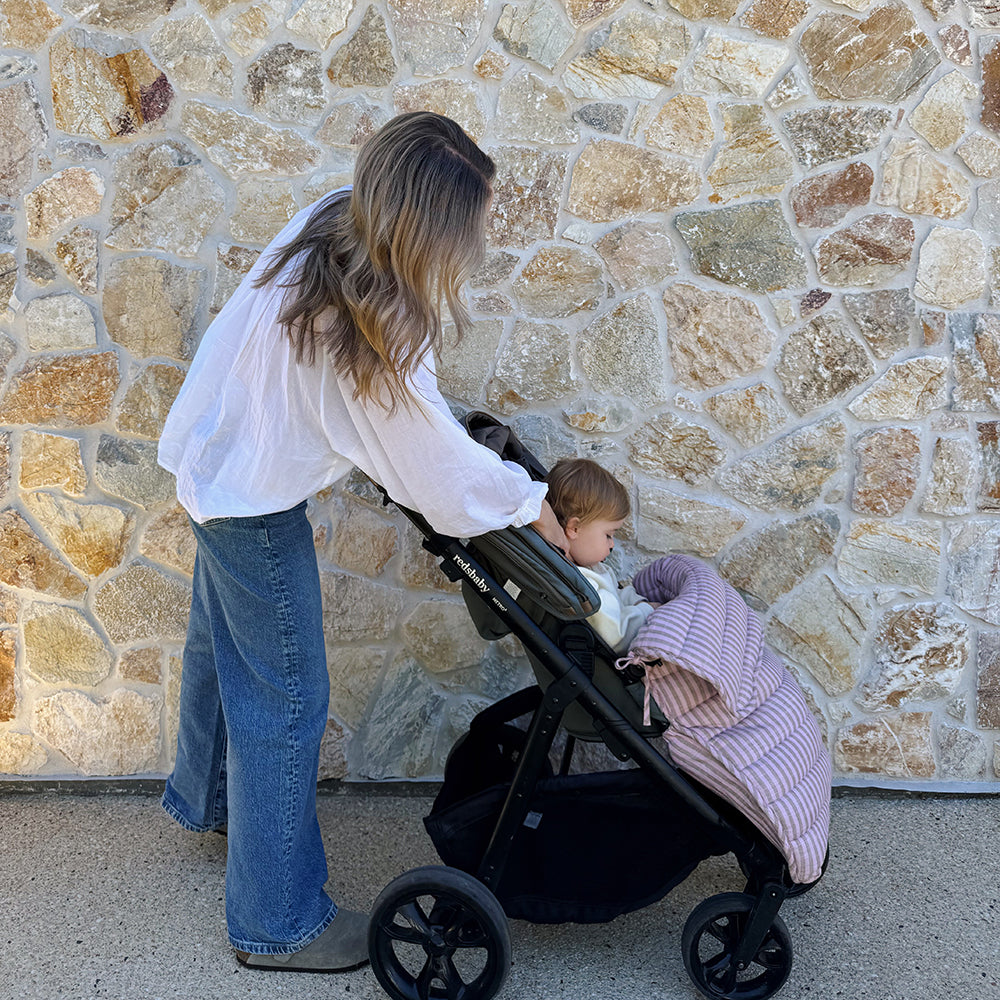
368;865;512;1000
682;892;793;1000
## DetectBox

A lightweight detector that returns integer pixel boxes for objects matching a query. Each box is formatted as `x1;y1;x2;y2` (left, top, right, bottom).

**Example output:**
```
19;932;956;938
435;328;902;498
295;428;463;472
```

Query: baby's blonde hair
545;458;629;527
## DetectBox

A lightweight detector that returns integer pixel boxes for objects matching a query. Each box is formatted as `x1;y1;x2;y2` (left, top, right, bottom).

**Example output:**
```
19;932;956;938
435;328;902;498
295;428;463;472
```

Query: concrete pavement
1;786;997;1000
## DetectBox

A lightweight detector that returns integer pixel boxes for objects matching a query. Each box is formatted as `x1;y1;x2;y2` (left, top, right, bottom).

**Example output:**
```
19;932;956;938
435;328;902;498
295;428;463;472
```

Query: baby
545;458;656;653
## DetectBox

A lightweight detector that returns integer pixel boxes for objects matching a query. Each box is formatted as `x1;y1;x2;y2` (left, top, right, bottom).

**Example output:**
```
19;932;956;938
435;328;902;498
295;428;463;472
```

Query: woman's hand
531;500;569;557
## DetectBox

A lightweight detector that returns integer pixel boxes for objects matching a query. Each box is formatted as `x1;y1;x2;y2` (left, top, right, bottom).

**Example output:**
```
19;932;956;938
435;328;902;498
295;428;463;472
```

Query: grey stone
95;436;176;509
94;563;191;644
782;106;893;170
487;321;579;414
951;313;1000;412
574;103;627;133
938;727;987;780
319;572;407;643
842;289;917;360
246;43;325;125
922;437;977;516
635;486;745;557
949;521;1000;625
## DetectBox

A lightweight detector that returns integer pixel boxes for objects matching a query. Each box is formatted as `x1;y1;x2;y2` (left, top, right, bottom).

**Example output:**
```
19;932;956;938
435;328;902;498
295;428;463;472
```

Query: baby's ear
564;515;581;539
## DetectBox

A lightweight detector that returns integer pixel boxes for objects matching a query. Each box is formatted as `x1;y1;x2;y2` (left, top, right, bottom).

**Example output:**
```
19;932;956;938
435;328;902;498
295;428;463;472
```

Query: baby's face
567;517;624;568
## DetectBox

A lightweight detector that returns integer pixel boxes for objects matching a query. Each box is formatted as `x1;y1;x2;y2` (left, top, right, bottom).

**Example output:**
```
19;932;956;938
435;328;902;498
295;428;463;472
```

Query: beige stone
852;427;920;517
559;0;626;26
663;283;773;390
636;486;745;557
915;228;987;308
436;318;503;403
181;101;321;177
23;492;132;578
211;244;260;313
323;500;397;577
848;357;947;421
512;246;603;318
50;29;173;140
25;166;103;240
398;524;460;593
495;72;578;144
783;105;892;170
319;572;406;643
286;0;355;48
985;36;1000;135
230;178;297;245
0;0;62;49
567;140;700;222
877;139;970;220
626;413;725;486
0;509;86;599
951;313;1000;412
564;10;690;99
838;518;940;594
328;5;395;86
0;732;48;774
246;43;325;125
495;0;573;71
768;574;871;696
644;94;713;157
765;67;809;110
958;132;1000;177
720;416;845;512
921;437;976;515
0;629;14;722
562;398;634;434
33;689;161;775
939;24;971;66
740;0;808;39
792;160;873;228
708;104;794;202
578;296;669;403
682;29;788;98
815;215;914;288
62;0;178;30
23;604;112;685
801;5;939;102
139;504;196;577
318;719;348;780
19;432;86;495
229;4;275;57
835;713;935;778
0;81;47;200
53;226;98;294
487;146;567;248
107;140;224;257
327;645;385;730
151;13;233;98
388;0;486;75
119;646;163;684
704;383;786;447
95;564;190;644
909;71;977;150
103;256;204;361
487;321;578;414
843;288;916;360
474;49;508;79
117;364;186;439
0;352;119;429
594;221;677;291
402;599;490;673
394;81;486;143
25;293;96;352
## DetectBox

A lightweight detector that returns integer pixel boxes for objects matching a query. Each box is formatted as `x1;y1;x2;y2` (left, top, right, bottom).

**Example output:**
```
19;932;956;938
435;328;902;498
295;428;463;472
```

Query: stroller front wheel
368;865;512;1000
681;892;793;1000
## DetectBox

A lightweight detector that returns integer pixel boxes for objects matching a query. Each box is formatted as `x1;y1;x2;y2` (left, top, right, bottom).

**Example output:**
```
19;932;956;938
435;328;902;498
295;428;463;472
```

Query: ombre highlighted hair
255;112;495;409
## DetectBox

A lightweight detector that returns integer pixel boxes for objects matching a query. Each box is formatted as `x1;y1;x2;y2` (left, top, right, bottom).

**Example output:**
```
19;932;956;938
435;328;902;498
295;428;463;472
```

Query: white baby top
158;190;547;535
579;563;655;653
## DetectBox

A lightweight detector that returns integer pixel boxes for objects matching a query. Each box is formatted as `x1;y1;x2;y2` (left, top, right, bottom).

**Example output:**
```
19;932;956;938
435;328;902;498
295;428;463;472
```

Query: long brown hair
255;112;495;408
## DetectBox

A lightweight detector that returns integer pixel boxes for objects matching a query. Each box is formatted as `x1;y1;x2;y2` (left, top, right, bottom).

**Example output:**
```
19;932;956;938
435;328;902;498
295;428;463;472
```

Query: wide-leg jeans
161;501;337;954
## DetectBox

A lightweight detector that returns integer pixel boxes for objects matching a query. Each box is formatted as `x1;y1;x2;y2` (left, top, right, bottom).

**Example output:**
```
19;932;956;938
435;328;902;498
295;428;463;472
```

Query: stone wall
1;0;999;786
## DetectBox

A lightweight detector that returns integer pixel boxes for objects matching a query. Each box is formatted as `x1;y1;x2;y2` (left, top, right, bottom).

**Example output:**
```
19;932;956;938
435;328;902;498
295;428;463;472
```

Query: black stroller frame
364;426;825;1000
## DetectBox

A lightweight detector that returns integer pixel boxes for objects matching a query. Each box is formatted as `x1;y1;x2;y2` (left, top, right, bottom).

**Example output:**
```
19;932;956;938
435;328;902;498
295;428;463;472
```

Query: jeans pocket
200;516;233;527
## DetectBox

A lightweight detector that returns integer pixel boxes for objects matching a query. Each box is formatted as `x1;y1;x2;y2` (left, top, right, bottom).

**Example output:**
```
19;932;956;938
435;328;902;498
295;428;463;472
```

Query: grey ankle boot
235;908;369;973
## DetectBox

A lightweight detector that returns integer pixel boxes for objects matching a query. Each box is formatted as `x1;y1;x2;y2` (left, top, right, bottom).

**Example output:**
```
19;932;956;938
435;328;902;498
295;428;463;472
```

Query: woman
158;112;566;972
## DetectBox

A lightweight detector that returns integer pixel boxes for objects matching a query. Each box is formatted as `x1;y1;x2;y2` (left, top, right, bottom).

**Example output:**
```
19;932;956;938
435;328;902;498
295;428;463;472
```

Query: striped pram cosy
619;554;831;885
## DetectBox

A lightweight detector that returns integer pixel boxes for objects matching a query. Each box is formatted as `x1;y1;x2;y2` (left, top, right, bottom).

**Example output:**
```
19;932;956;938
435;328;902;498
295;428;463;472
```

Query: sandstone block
675;201;807;293
915;228;987;308
320;572;407;643
768;573;871;696
801;5;939;101
393;81;486;143
595;221;677;291
25;166;103;240
636;486;745;557
488;321;578;413
327;5;395;85
0;733;47;774
877;139;970;220
782;106;892;170
848;357;947;422
567;140;700;222
402;599;490;674
316;99;390;149
388;0;486;76
247;42;324;124
951;313;1000;412
53;226;98;294
719;511;839;609
559;0;626;26
834;713;935;778
119;646;163;685
791;162;874;229
1;0;62;48
25;294;97;352
852;427;920;517
1;630;14;722
938;727;987;780
151;13;233;99
977;632;1000;728
626;413;725;486
662;282;773;389
211;244;260;313
513;246;603;318
720;416;845;512
682;29;788;98
939;24;971;66
910;71;977;150
644;95;713;157
708;103;794;202
0;81;47;199
815;214;914;287
24;604;112;685
496;72;578;144
978;421;1000;512
704;383;786;447
921;437;976;515
95;435;176;509
838;518;940;594
0;352;119;429
326;645;385;731
842;288;916;360
95;563;190;644
62;0;176;31
740;0;808;39
116;364;186;439
776;313;874;416
958;132;1000;177
487;146;567;248
33;689;161;775
436;318;503;404
19;432;86;496
323;500;397;577
139;504;197;577
981;36;1000;135
286;0;355;48
494;0;573;71
578;296;669;403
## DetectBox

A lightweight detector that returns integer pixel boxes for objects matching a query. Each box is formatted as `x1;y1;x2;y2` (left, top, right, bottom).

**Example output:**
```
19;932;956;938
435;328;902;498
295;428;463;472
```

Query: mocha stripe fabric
622;554;831;885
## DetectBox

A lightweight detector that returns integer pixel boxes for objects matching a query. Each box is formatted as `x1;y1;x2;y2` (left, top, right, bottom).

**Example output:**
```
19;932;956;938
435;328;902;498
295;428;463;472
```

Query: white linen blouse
157;191;547;535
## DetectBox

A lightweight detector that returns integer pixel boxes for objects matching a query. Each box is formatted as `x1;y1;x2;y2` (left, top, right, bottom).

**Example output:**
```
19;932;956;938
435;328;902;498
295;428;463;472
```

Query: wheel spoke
705;915;738;948
441;956;469;1000
450;912;490;949
416;958;438;1000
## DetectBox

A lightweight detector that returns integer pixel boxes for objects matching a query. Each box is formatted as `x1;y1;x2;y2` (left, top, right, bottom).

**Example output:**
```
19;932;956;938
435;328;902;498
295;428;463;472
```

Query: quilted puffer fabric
622;554;831;885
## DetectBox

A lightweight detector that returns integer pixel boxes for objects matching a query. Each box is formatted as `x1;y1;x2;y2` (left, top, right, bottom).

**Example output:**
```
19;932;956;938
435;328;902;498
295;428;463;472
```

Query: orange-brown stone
0;630;14;722
984;37;1000;135
0;352;119;428
791;162;874;228
0;509;87;599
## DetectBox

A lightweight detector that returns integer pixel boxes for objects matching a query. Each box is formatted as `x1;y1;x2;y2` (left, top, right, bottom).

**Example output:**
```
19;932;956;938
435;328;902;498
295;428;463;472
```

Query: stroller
364;414;827;1000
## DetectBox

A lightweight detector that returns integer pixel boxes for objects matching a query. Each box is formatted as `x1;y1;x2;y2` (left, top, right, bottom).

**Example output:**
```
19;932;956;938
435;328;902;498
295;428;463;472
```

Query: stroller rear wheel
368;865;512;1000
682;892;793;1000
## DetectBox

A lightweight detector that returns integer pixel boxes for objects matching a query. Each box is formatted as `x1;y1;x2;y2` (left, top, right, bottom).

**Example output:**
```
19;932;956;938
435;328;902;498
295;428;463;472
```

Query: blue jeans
162;502;337;954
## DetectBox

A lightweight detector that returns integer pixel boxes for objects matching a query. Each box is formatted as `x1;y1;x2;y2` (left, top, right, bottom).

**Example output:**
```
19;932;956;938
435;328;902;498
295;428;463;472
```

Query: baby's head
545;459;629;568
